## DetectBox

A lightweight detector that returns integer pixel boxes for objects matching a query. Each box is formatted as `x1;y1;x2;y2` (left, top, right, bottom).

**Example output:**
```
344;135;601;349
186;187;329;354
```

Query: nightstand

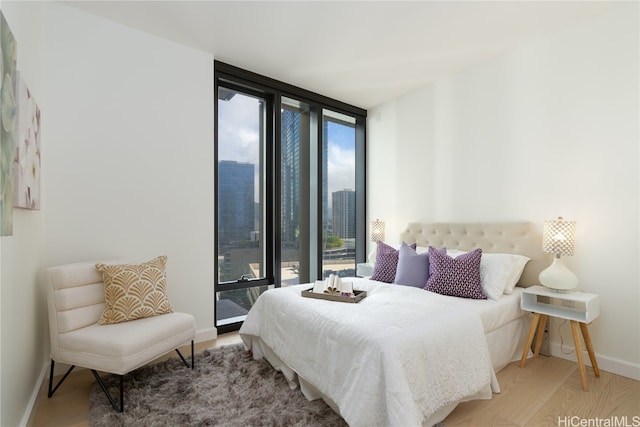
356;262;374;278
519;285;600;391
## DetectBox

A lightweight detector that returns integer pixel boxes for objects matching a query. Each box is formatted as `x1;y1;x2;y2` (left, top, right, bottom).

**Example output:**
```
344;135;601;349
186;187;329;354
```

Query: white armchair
45;260;197;412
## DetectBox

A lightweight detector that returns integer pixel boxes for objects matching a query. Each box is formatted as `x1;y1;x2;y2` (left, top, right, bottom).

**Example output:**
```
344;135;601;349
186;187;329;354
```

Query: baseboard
21;362;48;427
549;342;640;381
195;326;217;343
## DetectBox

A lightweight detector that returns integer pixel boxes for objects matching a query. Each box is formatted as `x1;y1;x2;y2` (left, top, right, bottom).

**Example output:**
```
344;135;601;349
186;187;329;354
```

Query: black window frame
214;61;367;333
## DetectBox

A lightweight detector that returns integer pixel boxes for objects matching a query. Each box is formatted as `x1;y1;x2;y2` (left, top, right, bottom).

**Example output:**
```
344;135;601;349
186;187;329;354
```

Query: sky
218;92;356;206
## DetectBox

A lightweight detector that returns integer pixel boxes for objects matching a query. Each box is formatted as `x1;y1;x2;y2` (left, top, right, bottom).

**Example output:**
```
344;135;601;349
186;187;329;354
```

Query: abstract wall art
0;11;17;235
13;71;41;210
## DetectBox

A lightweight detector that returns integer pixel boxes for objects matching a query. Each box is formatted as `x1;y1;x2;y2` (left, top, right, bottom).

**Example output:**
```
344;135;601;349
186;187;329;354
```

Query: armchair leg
48;360;76;398
54;340;195;413
175;340;195;369
91;370;124;412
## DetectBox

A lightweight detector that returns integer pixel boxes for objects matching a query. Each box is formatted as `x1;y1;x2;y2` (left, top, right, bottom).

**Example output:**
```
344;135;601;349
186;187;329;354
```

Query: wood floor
444;356;639;426
28;332;639;427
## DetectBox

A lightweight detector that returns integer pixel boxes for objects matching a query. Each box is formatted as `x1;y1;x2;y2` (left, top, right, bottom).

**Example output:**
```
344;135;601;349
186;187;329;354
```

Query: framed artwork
1;11;17;235
13;71;41;210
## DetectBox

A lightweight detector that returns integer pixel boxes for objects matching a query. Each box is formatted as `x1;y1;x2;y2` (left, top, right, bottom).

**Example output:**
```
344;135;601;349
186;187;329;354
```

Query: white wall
1;2;216;425
368;4;639;379
40;4;216;333
0;2;47;426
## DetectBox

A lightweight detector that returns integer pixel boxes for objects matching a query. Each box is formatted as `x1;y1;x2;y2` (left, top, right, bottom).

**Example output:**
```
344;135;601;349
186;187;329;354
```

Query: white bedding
240;278;505;427
456;287;525;334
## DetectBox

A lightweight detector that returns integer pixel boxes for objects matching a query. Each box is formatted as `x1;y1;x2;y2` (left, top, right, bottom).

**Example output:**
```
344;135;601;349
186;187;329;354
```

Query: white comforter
239;278;499;427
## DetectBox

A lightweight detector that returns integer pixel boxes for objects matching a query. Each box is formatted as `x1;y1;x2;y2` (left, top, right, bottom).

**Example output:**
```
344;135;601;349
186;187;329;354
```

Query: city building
332;189;355;239
218;160;254;242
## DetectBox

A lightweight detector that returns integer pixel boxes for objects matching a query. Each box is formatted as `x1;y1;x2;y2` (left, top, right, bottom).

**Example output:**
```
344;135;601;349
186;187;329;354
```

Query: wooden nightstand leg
533;314;548;358
570;320;589;391
579;322;600;377
520;313;540;368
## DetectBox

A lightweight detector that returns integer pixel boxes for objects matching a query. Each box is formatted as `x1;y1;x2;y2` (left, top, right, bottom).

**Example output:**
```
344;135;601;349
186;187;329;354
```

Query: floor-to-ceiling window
322;110;357;279
214;62;366;332
279;97;311;286
215;85;274;330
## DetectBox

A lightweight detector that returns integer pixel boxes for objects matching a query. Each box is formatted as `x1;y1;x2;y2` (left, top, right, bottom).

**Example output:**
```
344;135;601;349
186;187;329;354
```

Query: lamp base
539;256;577;292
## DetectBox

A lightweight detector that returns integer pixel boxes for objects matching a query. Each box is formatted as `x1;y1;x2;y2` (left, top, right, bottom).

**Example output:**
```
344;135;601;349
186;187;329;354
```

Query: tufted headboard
399;222;546;287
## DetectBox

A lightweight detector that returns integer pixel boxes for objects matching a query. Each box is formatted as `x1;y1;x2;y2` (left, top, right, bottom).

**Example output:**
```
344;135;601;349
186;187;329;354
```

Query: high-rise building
281;107;332;246
218;160;254;242
322;119;330;235
281;108;300;246
332;189;355;239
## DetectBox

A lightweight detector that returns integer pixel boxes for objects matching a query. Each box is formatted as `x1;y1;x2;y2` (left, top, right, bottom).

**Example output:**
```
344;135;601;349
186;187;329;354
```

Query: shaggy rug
89;344;347;426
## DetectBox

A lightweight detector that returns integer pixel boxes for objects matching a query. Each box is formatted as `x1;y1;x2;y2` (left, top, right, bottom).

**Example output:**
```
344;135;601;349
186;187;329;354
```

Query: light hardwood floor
29;332;639;427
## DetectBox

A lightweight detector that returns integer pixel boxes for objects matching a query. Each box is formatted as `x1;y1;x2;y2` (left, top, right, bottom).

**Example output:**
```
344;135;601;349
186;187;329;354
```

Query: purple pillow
394;243;445;287
424;247;487;299
371;241;416;283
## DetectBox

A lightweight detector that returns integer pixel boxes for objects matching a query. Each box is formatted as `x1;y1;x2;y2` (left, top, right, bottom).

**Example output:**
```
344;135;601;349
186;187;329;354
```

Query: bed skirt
242;311;530;426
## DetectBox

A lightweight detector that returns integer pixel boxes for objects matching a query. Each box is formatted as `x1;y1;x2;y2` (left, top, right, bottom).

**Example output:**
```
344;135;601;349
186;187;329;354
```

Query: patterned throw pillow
424;247;487;299
444;250;530;299
96;256;173;325
370;241;416;283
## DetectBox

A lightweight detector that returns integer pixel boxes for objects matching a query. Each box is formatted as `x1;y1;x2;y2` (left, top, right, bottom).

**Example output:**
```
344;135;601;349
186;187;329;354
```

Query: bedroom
0;1;638;426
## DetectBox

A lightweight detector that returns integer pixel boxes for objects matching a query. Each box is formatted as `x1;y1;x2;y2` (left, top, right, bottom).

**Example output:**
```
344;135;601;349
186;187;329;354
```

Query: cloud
218;92;357;207
327;143;355;199
218;94;261;164
218;93;262;200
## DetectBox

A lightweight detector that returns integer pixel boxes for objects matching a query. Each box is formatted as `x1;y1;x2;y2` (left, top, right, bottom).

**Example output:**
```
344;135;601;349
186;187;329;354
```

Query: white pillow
499;254;530;294
446;249;466;257
480;253;530;299
442;250;529;300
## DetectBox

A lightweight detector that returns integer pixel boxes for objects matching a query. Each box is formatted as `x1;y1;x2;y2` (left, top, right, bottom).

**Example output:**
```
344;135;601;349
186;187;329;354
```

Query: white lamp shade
370;219;385;242
542;217;576;256
368;219;385;262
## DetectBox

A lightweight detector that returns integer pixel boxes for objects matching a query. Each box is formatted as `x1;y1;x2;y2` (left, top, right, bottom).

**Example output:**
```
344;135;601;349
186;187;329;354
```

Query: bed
239;222;547;427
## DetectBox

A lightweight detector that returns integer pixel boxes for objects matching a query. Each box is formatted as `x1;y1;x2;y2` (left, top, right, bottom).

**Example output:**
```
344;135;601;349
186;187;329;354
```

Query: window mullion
215;62;366;332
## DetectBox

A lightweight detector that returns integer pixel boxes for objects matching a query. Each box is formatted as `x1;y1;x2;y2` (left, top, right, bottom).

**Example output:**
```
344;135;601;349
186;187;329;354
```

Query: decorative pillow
394;243;445;287
424;247;486;299
479;253;530;299
438;250;530;299
370;241;416;283
96;256;173;325
393;243;429;287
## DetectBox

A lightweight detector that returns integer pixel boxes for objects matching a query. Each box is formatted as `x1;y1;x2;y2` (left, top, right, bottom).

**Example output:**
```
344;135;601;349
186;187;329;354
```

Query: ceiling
64;1;618;109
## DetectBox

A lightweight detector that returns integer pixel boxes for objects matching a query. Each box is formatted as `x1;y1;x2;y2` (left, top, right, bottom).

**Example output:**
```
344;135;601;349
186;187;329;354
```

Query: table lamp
539;217;577;292
368;219;385;262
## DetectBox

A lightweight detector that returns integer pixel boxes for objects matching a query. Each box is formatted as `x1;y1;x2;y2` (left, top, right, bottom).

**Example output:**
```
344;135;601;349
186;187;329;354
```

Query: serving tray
301;288;367;303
